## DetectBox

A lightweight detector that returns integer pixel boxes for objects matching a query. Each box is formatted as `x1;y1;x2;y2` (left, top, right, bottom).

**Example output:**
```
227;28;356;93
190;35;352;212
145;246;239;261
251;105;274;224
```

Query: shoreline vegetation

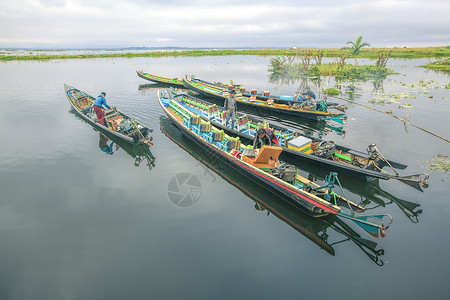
1;46;449;62
420;58;450;72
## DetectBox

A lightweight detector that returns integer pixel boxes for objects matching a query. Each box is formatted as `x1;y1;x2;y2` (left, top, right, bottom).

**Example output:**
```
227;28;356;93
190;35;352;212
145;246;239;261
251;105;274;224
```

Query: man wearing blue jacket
295;86;316;101
93;92;110;126
302;87;316;100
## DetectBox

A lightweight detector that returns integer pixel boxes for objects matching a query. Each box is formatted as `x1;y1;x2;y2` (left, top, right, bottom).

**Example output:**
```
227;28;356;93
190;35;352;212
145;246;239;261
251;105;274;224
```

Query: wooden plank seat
76;96;91;109
242;145;282;170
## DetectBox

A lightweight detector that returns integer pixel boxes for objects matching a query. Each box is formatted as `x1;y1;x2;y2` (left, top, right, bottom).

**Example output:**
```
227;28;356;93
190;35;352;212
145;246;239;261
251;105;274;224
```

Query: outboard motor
316;140;335;158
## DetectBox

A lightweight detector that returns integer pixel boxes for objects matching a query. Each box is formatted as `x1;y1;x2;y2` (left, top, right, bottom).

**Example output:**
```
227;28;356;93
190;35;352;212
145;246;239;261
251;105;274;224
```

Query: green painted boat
137;70;184;87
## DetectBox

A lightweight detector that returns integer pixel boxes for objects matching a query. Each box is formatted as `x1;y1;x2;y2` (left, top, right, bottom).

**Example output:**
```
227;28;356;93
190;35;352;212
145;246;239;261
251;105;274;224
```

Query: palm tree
347;36;371;65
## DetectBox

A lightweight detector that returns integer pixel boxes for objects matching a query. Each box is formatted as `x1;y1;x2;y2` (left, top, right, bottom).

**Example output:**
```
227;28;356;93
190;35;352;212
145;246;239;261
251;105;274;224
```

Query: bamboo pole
330;95;450;144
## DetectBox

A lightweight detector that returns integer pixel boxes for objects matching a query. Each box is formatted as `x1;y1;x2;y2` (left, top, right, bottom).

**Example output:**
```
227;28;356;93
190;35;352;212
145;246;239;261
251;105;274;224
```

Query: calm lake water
0;55;449;300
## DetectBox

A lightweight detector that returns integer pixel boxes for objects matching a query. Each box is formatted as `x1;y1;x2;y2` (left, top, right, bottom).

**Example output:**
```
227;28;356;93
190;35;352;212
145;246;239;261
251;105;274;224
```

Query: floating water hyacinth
399;103;412;108
426;155;450;178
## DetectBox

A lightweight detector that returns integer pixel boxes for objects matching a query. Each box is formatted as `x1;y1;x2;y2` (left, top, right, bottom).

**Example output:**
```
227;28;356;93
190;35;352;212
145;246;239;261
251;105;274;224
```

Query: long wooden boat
165;92;430;187
193;77;343;107
157;88;392;236
136;70;184;88
64;84;153;145
182;76;346;123
160;115;388;260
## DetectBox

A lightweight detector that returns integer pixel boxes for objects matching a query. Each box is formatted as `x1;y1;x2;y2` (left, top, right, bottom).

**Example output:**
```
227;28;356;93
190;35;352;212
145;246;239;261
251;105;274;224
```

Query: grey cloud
0;0;449;48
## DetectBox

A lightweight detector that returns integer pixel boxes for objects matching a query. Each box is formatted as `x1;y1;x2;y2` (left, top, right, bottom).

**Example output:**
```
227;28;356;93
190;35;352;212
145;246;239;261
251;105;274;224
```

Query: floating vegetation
420;58;450;73
323;88;340;96
269;57;394;82
399;103;412;109
426;155;450;179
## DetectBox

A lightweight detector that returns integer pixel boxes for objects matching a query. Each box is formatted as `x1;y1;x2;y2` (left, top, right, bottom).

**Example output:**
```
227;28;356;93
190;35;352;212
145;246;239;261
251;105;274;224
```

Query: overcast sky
0;0;449;49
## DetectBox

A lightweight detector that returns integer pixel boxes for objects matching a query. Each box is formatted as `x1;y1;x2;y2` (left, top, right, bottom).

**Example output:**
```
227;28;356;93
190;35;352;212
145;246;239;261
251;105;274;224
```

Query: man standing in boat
253;128;280;154
93;92;110;126
224;90;237;130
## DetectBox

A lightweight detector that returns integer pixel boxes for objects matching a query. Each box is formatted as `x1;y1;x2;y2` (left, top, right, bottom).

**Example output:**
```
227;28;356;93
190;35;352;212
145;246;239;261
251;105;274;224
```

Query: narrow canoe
64;84;153;145
193;77;341;107
156;88;368;217
182;76;346;123
136;70;184;88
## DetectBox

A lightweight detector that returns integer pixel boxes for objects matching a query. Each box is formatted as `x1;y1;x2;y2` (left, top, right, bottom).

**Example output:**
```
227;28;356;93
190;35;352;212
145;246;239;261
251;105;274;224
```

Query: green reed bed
420;58;450;73
1;47;449;62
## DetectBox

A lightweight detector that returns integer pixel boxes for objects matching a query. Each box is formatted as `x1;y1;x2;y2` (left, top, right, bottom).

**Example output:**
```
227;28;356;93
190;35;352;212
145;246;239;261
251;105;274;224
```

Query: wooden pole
330;95;450;144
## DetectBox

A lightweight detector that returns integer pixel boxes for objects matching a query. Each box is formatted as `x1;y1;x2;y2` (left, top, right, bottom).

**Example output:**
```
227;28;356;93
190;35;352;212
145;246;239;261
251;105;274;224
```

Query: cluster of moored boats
64;70;429;240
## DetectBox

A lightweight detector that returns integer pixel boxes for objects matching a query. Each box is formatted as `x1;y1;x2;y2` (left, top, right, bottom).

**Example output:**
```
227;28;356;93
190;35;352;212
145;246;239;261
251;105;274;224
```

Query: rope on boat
330;95;450;144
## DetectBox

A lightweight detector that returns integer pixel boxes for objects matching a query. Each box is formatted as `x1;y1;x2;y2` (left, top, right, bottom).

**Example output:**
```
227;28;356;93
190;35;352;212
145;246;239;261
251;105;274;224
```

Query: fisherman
253;128;280;154
93;92;110;126
299;94;317;110
302;86;316;100
224;89;237;130
295;86;316;101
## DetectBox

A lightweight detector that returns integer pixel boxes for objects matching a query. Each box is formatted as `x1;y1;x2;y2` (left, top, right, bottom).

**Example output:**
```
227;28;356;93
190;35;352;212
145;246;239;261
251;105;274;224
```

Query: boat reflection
71;111;156;170
138;83;175;91
159;115;387;266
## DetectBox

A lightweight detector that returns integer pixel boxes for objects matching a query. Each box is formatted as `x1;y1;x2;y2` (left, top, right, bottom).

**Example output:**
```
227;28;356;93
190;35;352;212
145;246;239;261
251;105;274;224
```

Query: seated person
298;94;316;110
295;86;316;101
253;128;280;154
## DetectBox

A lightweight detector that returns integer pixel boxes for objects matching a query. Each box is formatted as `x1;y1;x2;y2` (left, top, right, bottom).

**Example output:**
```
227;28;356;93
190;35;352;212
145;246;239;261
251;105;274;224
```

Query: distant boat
136;70;184;88
64;84;153;145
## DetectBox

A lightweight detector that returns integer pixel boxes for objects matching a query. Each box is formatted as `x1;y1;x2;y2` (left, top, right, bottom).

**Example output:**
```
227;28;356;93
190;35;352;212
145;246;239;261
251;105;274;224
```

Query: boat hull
172;93;407;180
137;71;184;88
182;78;345;121
158;91;341;217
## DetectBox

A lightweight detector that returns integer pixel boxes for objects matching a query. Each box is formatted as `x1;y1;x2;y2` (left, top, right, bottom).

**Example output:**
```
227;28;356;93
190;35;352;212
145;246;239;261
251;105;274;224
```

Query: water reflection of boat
97;131;156;169
138;83;178;91
159;116;387;265
69;109;156;170
348;178;422;223
64;84;153;146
